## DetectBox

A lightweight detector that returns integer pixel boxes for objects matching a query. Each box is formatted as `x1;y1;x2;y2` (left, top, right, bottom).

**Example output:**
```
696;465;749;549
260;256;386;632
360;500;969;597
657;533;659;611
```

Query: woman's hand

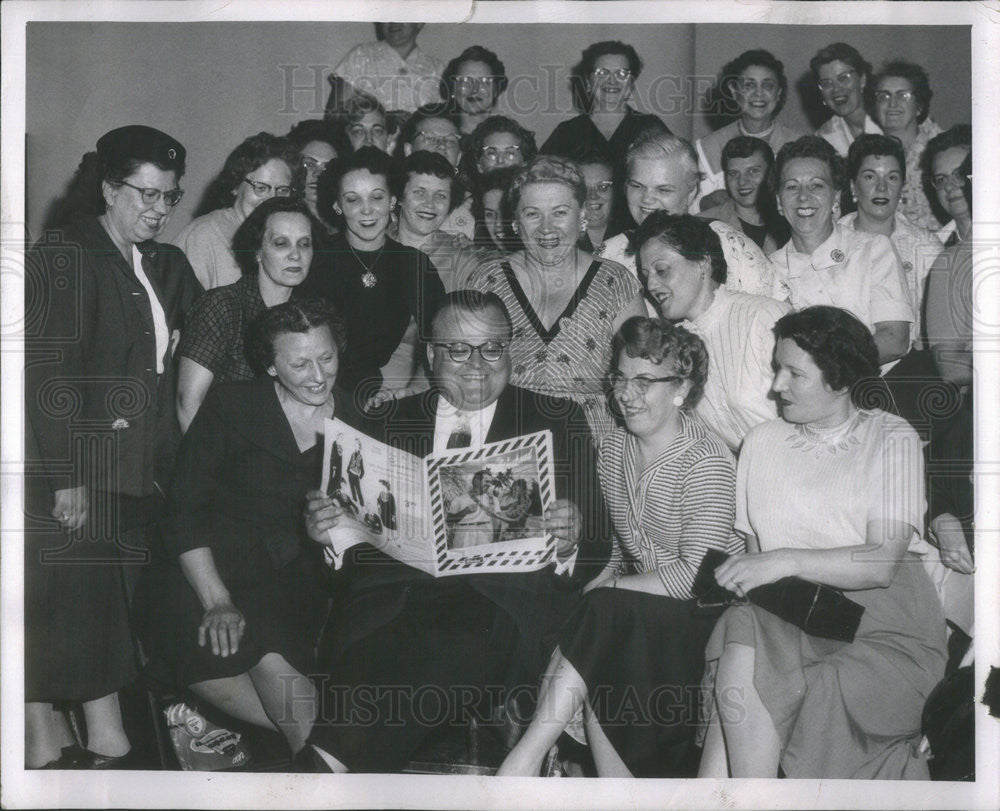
304;490;344;543
929;513;975;574
363;388;396;413
52;486;87;532
713;549;797;598
198;601;245;658
544;499;582;560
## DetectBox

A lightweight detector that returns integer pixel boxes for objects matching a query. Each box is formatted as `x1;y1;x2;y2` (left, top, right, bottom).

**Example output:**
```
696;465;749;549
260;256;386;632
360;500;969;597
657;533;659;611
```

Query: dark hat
96;125;186;170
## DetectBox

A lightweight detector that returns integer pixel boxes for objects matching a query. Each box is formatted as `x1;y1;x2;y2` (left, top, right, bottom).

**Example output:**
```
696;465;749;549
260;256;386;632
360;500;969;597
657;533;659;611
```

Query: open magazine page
425;430;560;577
320;417;436;575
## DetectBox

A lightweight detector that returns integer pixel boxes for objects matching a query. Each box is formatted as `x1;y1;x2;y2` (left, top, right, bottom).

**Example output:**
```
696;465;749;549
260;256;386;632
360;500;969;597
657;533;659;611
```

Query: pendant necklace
349;240;385;288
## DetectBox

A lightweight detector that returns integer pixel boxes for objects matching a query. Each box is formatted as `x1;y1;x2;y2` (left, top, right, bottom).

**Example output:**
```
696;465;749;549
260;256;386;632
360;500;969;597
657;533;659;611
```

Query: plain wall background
25;21;969;241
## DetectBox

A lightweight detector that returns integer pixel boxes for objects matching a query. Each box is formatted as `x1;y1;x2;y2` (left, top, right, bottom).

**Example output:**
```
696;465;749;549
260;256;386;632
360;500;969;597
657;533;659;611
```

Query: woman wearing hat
25;124;201;768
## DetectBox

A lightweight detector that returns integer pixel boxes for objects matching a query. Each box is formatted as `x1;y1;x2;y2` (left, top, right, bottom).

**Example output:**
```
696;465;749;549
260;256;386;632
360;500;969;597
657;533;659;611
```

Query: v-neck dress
135;378;334;686
466;257;640;441
558;415;742;776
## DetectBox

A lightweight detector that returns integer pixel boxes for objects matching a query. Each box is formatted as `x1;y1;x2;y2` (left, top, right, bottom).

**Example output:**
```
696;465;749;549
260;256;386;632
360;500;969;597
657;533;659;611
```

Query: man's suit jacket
322;385;612;679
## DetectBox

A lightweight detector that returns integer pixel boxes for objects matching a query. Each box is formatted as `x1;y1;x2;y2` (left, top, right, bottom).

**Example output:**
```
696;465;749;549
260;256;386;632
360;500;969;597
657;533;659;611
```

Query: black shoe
80;748;134;769
290;745;333;773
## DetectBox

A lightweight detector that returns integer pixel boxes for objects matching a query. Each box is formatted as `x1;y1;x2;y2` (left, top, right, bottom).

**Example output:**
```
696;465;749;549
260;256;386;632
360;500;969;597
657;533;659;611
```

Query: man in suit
302;290;610;773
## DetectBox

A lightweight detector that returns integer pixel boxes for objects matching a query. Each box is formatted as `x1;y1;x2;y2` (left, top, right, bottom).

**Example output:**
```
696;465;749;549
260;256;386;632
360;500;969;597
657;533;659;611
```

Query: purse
691;549;865;643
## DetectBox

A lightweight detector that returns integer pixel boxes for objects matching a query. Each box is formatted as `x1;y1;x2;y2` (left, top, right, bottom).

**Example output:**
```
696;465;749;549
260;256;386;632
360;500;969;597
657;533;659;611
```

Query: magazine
320;418;567;577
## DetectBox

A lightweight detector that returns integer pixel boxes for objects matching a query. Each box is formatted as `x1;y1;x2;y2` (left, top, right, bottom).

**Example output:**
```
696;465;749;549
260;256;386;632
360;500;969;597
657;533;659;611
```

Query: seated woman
633;211;788;452
541;40;669;168
393;104;473;238
459;114;537;190
286;119;343;226
699;136;789;253
471;166;522;257
176;197;320;431
467;155;646;442
699;305;947;779
921;124;972;246
871;60;942;231
296;146;446;406
811;42;882;157
172;132;296;289
498;317;741;777
440;45;508;136
137;299;362;765
601;130;783;301
696;49;806;207
769;136;913;376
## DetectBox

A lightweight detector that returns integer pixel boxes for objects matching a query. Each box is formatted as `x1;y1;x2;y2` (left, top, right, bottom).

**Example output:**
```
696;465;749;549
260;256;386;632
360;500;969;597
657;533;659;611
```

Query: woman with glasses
296;146;447;408
922;125;972;246
25;125;200;768
173;132;296;290
699;306;946;779
467;155;646;442
540;41;670;169
441;45;508;136
458;115;537;190
498;317;741;777
393;105;474;238
696;49;805;209
810;43;882;157
176;197;322;432
871;60;942;231
286;119;343;228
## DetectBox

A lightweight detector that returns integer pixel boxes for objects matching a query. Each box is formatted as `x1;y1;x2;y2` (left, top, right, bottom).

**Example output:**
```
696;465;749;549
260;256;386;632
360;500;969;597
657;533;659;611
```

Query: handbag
691;549;865;643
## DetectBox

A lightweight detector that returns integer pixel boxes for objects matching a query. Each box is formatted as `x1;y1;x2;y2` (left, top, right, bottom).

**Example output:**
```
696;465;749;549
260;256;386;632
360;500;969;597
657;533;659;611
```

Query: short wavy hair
231;197;320;279
459;115;538;181
315;145;397;224
772;135;846;195
873;60;933;125
441;45;508;104
630;211;727;286
286;118;344;155
611;316;709;410
625;130;702;189
846;134;907;182
471;166;521;251
809;42;872;81
507;155;587;213
430;289;513;341
720;49;789;116
921;124;972;183
773;305;879;393
219;132;297;206
246;298;347;374
720;135;775;174
393;105;461;161
392;150;463;213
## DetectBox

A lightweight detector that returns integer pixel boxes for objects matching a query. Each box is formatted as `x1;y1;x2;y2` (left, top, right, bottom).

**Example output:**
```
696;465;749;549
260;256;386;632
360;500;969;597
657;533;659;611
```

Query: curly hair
507;155;587;213
773;306;879;393
392;105;462;161
315;146;397;225
873;60;933;125
218;132;297;207
391;150;463;213
772;135;846;195
630;211;727;286
809;42;872;81
286;118;345;155
246;298;346;374
441;45;508;105
921;124;971;184
612;316;709;410
846;134;907;182
459;115;538;182
231;197;321;278
571;41;643;112
719;49;788;117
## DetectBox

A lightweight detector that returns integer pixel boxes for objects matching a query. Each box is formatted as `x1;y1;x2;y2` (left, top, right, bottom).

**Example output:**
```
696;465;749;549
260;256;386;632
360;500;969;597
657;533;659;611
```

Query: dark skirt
24;487;162;703
135;543;329;688
559;587;719;777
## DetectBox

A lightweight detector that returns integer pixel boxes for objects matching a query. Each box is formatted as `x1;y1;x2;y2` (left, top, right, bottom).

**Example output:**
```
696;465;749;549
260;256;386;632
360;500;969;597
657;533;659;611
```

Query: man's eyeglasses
932;169;970;190
817;70;858;92
432;340;507;363
116;180;184;207
243;178;292;197
415;131;461;150
874;89;915;105
481;144;522;163
608;371;683;396
455;76;496;89
592;67;632;81
347;124;387;141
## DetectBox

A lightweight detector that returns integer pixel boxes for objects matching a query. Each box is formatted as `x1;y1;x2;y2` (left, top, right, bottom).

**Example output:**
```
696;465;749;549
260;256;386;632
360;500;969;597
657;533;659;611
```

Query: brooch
903;261;913;272
361;271;378;288
831;249;845;262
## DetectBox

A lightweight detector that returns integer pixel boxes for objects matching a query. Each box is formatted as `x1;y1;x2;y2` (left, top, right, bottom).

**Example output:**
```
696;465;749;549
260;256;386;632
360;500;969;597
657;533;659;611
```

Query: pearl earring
672;395;684;407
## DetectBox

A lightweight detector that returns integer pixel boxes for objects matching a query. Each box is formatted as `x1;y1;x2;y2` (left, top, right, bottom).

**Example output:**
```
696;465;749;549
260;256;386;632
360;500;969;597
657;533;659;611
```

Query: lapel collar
485;385;518;443
240;377;310;463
